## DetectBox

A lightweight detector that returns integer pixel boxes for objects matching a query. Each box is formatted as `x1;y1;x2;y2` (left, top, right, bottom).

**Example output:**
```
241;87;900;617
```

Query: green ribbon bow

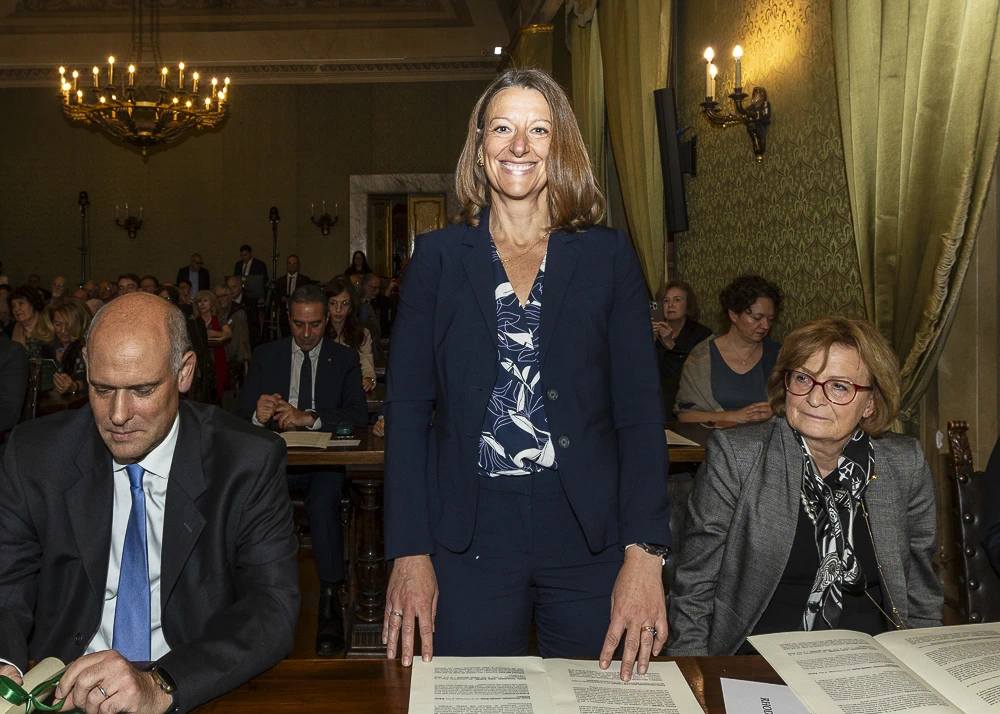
0;669;68;713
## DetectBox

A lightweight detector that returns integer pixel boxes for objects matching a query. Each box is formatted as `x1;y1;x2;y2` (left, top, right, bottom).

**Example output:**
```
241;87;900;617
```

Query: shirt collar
292;339;323;358
113;412;180;480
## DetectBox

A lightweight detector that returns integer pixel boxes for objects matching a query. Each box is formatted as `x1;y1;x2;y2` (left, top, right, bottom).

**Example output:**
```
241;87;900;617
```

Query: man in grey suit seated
0;293;299;714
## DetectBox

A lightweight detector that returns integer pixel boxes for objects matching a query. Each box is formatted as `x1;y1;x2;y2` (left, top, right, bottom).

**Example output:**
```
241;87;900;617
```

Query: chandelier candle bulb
192;72;199;93
704;47;715;99
733;45;743;90
72;70;78;92
93;66;100;87
211;77;218;97
178;62;185;89
128;65;135;87
108;56;114;86
708;64;718;101
161;66;168;88
139;207;143;219
76;89;82;102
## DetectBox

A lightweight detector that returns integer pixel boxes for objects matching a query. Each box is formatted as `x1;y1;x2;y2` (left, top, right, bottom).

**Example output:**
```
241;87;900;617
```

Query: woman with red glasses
667;316;941;655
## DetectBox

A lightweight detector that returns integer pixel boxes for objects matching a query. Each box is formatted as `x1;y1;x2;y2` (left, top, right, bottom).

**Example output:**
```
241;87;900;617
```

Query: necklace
726;334;760;365
499;234;547;265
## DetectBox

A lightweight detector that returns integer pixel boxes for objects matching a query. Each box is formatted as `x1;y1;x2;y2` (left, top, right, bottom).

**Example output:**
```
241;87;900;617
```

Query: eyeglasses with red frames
782;370;873;405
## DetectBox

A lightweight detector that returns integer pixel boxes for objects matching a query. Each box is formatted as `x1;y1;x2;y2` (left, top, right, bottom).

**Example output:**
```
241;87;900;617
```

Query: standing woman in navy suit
382;68;671;681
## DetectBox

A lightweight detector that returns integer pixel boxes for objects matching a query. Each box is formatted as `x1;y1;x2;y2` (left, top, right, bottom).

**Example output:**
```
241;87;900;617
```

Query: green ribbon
0;669;68;713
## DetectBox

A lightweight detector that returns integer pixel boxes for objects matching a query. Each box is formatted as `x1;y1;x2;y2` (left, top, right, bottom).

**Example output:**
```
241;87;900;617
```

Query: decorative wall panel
675;0;865;338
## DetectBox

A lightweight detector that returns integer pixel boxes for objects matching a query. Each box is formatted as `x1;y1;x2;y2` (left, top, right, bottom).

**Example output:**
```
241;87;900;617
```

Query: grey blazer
666;417;942;655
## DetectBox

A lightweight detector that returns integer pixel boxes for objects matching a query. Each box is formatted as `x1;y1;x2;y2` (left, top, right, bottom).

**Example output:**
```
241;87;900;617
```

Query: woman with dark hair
27;296;91;395
158;285;216;402
343;251;373;279
7;286;45;346
675;275;782;423
383;67;669;679
325;276;376;391
652;280;713;414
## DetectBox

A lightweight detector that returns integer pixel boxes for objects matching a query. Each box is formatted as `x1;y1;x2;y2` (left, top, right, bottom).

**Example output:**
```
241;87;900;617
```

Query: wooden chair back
947;420;1000;623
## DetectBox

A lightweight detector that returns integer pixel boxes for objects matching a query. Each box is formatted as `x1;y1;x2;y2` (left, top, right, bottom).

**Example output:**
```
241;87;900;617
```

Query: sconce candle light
699;45;772;161
310;201;339;236
115;204;144;240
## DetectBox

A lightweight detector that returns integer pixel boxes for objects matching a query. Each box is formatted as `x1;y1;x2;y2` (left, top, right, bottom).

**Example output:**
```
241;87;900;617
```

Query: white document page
409;657;551;714
408;658;702;714
327;438;361;447
665;430;699;447
750;630;962;714
877;624;1000;713
280;431;332;449
721;678;809;714
546;659;703;714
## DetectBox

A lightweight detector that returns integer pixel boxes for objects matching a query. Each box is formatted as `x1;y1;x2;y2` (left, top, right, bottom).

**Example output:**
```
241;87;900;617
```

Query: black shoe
316;581;345;657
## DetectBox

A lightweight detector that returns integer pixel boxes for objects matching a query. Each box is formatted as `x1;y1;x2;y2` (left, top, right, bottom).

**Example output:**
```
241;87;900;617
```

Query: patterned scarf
793;427;876;630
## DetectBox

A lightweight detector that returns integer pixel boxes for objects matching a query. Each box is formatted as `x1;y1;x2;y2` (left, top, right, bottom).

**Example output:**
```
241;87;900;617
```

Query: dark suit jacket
175;266;211;292
231;295;261;348
0;334;27;435
276;274;313;335
237;337;368;428
383;207;669;560
0;402;299;713
233;258;268;281
981;438;1000;575
667;417;942;656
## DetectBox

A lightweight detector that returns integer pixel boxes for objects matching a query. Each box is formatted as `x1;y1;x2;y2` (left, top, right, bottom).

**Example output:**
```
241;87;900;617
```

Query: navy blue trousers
288;470;344;584
432;472;622;658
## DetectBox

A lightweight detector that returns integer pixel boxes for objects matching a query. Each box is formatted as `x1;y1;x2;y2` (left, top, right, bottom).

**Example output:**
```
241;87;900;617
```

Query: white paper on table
327;438;361;447
721;678;810;714
280;431;332;449
665;429;699;447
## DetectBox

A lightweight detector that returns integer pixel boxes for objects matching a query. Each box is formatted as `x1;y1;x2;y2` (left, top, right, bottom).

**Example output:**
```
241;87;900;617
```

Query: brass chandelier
57;0;231;155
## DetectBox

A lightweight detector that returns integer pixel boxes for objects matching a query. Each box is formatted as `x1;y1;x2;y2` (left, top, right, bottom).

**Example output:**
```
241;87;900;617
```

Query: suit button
558;436;570;449
546;389;559;401
74;633;83;645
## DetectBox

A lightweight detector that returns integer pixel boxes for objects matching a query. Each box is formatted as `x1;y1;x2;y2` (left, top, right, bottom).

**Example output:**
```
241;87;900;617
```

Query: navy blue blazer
237;337;368;429
384;207;670;560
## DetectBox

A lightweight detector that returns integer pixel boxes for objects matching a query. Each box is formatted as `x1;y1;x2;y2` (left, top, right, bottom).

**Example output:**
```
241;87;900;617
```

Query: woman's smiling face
481;87;552;205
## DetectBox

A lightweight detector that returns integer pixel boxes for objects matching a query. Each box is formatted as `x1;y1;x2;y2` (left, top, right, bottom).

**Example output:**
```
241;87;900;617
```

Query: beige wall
674;0;865;336
0;80;488;288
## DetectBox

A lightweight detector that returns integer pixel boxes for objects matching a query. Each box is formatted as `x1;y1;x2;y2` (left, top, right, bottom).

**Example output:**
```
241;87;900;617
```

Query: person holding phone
26;296;91;395
651;280;713;415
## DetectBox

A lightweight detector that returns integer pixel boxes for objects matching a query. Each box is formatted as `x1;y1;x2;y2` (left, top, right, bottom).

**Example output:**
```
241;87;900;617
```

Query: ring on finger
641;625;656;634
390;610;403;617
97;685;109;698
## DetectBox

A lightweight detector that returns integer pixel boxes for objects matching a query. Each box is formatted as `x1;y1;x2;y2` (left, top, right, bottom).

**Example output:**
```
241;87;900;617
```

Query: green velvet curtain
598;0;671;296
833;0;1000;418
569;7;606;198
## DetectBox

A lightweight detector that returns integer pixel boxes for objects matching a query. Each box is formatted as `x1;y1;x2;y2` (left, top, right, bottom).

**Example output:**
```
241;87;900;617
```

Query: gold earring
477;155;484;167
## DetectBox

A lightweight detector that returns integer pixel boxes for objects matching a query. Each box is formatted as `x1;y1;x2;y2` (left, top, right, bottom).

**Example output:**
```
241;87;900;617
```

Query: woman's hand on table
725;402;772;424
384;554;438;667
601;547;667;682
363;377;376;392
52;373;77;395
373;415;385;438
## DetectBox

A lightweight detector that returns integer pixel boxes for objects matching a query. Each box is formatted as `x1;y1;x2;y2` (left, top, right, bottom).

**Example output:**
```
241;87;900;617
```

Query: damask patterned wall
674;0;866;338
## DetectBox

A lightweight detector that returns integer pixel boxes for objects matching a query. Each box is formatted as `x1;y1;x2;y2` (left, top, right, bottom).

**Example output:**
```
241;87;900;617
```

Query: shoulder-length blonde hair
456;67;605;232
194;289;220;316
766;316;901;436
33;296;91;345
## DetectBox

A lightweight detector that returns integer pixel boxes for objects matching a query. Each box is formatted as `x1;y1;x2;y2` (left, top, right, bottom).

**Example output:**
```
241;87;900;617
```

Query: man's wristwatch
149;666;176;694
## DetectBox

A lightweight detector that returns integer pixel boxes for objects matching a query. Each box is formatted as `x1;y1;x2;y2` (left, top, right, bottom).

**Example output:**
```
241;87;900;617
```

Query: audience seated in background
652;280;713;416
26;295;91;396
226;275;261;348
158;285;215;403
0;333;27;453
667;316;942;656
325;276;376;392
7;286;44;346
85;298;104;316
676;275;782;424
194;290;231;403
49;276;66;300
177;280;194;315
26;275;51;302
81;280;97;299
97;281;114;303
176;254;209;296
216;285;251;366
0;292;299;713
343;250;373;280
359;272;390;349
277;255;312;337
117;273;140;295
237;284;368;657
140;275;160;294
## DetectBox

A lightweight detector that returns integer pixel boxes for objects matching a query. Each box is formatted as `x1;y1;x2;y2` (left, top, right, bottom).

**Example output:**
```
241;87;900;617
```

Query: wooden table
36;391;88;417
286;427;384;467
195;657;782;713
666;421;711;463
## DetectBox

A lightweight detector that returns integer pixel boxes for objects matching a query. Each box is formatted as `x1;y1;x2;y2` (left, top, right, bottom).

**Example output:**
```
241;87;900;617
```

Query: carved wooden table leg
346;476;387;658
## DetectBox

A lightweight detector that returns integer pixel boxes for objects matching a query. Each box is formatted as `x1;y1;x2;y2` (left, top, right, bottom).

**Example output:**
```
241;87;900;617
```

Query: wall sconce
114;203;143;240
310;201;339;236
699;46;772;162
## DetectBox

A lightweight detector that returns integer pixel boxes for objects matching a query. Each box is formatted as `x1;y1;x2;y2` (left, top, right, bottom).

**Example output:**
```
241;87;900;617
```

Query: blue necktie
113;463;151;662
298;349;313;412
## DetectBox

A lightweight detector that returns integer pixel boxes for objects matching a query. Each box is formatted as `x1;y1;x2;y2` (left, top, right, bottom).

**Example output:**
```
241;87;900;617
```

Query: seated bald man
0;293;300;714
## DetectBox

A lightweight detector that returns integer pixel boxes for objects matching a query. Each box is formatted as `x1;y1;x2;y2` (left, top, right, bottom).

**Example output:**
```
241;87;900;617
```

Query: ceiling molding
0;58;500;87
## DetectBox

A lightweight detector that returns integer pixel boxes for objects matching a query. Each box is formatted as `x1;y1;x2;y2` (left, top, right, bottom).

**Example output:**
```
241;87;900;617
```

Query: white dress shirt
88;414;180;659
188;268;200;296
242;260;251;276
253;340;324;430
